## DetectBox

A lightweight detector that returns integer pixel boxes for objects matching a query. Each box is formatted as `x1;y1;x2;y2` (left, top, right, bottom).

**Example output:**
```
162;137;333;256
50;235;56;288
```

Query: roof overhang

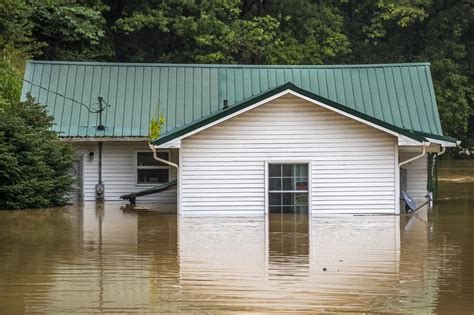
415;132;460;147
60;137;149;142
152;83;455;149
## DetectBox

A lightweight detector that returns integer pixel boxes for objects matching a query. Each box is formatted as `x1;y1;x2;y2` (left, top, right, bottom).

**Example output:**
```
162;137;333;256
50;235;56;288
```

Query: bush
0;95;75;209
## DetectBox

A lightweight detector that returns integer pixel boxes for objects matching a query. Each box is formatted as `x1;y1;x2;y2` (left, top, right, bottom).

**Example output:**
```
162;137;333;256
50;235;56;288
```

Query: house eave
60;137;149;142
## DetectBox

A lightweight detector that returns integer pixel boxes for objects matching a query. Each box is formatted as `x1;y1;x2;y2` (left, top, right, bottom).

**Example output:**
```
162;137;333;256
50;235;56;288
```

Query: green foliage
0;49;75;209
0;0;34;53
340;0;473;144
149;114;166;143
0;95;75;209
0;0;473;149
30;1;112;60
0;47;25;104
111;0;349;64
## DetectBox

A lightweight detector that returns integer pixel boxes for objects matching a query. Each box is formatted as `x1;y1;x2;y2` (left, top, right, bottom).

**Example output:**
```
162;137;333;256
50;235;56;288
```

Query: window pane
269;193;281;206
137;152;169;167
294;164;308;177
295;178;308;190
282;192;292;205
269;164;281;177
282;164;293;177
269;206;282;214
293;193;308;206
269;193;308;207
137;169;169;184
269;178;281;191
282;178;294;190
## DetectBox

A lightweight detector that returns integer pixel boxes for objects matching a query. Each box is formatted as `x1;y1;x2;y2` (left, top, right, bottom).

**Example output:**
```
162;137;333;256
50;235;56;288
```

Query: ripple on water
0;160;473;313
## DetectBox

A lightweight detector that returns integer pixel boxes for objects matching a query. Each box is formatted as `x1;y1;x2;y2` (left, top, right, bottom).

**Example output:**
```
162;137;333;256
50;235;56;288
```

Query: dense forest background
1;0;473;149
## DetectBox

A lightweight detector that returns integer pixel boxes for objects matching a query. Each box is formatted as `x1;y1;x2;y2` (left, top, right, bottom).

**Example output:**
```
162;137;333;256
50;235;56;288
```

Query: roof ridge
26;60;431;68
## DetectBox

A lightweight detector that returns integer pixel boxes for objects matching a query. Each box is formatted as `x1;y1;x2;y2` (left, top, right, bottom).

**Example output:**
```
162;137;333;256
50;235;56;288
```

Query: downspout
398;142;430;210
399;142;431;167
98;141;103;184
95;141;105;200
149;144;179;170
431;146;446;204
437;146;446;157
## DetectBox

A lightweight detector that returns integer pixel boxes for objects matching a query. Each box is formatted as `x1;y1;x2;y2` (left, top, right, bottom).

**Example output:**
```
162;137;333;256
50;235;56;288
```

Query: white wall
399;151;428;202
74;142;178;202
180;94;397;215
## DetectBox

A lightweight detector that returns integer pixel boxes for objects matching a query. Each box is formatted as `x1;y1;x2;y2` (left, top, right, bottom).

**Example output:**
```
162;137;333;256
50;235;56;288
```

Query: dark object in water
120;180;177;205
402;191;432;213
401;191;417;212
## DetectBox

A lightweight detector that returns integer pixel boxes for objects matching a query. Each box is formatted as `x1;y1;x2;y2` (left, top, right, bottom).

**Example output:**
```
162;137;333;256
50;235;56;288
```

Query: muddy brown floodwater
0;160;473;313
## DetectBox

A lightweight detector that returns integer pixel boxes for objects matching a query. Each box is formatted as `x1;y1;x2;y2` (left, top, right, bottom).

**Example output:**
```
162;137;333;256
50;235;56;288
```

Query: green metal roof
153;82;428;146
21;61;444;138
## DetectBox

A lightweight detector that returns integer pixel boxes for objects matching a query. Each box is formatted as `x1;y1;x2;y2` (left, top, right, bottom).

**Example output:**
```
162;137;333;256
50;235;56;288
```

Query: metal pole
98;141;103;184
97;96;105;131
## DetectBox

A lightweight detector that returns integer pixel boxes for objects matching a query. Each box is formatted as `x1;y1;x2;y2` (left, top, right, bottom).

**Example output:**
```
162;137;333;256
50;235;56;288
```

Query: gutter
399;142;431;167
437;146;446;157
149;144;179;169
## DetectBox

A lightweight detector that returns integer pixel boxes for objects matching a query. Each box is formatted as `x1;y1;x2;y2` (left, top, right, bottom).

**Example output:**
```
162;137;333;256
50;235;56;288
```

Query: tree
30;0;112;60
0;51;75;210
0;0;473;148
109;0;350;64
0;0;35;54
0;94;75;209
339;0;473;139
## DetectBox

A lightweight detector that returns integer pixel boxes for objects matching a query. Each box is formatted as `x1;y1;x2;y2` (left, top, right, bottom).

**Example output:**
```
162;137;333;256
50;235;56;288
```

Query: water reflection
268;213;309;277
0;161;473;313
176;213;404;312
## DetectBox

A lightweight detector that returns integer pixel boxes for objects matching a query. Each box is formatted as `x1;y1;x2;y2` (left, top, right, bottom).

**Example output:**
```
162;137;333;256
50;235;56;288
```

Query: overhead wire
0;68;110;114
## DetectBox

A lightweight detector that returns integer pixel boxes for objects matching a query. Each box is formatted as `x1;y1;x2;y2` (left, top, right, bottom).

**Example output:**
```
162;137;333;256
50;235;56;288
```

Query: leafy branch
148;113;165;143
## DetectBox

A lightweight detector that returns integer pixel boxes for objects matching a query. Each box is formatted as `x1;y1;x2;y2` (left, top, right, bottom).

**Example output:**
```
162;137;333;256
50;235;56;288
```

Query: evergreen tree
0;27;76;210
0;94;75;209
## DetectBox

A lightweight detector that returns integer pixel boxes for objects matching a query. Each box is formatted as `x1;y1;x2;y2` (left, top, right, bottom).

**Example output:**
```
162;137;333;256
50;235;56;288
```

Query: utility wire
1;68;109;113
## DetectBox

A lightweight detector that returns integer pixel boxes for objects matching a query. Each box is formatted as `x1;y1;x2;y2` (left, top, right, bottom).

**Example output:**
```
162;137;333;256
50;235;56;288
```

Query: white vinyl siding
399;152;428;202
74;142;178;202
180;94;397;215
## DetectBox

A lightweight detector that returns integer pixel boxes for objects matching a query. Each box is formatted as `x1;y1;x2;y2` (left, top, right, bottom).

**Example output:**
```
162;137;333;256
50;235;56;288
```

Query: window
136;151;170;185
268;163;308;214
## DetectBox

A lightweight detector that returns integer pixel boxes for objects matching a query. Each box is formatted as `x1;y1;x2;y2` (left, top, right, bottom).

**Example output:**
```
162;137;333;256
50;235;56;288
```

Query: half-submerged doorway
268;163;309;214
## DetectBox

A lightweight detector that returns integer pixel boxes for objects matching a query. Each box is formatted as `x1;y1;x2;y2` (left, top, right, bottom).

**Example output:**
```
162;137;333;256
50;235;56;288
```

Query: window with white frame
268;163;309;214
136;151;170;185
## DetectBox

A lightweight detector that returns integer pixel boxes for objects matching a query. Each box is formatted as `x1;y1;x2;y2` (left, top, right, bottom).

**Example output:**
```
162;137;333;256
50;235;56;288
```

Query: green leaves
0;47;24;105
30;1;111;60
0;0;473;147
149;114;166;143
0;0;34;53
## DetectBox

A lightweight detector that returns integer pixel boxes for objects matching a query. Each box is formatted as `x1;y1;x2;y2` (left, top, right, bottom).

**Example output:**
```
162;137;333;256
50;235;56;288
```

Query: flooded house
21;62;458;215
